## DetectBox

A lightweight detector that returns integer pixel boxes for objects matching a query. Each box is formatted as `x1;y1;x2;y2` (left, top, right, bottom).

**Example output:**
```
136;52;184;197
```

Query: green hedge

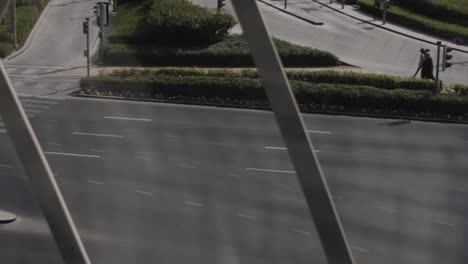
390;0;468;26
105;68;434;92
105;35;339;67
358;0;468;43
452;84;468;96
79;75;468;116
109;0;236;45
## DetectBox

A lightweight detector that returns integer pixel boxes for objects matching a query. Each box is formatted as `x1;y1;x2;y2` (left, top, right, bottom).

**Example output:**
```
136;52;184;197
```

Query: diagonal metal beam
231;1;355;263
0;0;12;21
0;6;90;261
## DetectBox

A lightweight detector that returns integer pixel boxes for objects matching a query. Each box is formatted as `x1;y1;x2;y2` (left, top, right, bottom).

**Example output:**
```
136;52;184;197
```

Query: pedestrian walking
422;49;435;80
413;48;426;78
373;0;381;20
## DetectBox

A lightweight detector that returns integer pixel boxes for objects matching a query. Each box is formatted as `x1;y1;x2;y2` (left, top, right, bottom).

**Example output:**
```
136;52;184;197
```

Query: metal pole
383;2;387;24
10;0;16;47
99;4;104;62
0;60;91;264
113;0;117;12
231;1;355;264
284;0;287;9
342;0;344;9
435;41;441;93
86;18;90;78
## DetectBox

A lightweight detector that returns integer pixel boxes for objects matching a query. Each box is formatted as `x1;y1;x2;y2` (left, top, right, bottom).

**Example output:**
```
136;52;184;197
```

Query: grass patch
0;4;41;58
358;0;468;43
106;1;339;67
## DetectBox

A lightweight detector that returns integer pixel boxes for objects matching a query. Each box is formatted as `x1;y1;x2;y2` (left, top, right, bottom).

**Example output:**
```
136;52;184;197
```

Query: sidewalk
265;0;468;52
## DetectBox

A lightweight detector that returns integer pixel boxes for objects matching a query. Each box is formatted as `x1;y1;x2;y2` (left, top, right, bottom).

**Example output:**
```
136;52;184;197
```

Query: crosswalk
4;65;64;77
0;97;61;134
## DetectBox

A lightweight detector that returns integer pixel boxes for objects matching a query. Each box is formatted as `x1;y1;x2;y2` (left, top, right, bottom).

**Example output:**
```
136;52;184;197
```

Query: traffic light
82;20;89;34
442;46;453;71
217;0;225;12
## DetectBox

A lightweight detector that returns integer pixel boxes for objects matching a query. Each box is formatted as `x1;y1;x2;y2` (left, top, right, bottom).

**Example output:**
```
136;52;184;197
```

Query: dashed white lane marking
377;206;396;213
264;146;320;152
104;116;152;122
307;130;332;134
226;173;241;177
87;180;104;185
264;146;287;150
47;142;63;147
0;164;13;168
433;219;456;227
136;190;153;196
448;186;465;192
179;164;197;169
351;246;369;253
246;167;295;174
90;148;104;153
73;132;124;138
44;152;101;158
291;229;311;236
0;128;6;134
277;183;293;190
22;68;39;75
331;195;342;200
184;201;204;207
136;156;149;161
236;213;257;221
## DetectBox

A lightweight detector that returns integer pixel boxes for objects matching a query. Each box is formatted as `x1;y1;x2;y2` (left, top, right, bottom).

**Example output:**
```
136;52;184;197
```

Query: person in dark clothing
413;48;426;78
422;49;435;80
373;0;382;20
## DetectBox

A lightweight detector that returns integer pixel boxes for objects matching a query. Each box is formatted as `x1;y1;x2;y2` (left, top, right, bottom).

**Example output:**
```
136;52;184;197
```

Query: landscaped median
78;68;468;122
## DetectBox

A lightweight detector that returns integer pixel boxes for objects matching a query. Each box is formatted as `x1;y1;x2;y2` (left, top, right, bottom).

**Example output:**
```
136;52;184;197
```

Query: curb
73;93;468;125
257;0;324;26
308;0;468;54
4;0;55;61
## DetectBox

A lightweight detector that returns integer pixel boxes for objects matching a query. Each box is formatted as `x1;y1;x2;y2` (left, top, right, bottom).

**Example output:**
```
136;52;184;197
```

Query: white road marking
6;67;17;73
0;164;13;168
44;151;100;158
264;146;320;152
136;190;153;196
448;186;465;192
136;156;149;161
179;164;197;169
264;146;287;150
87;180;104;185
47;142;63;147
104;116;152;122
433;219;456;227
277;183;293;189
377;206;396;213
291;229;311;236
331;195;342;200
0;129;6;133
185;201;204;207
22;69;39;75
351;246;369;253
246;167;295;174
307;130;332;134
22;104;51;110
226;173;241;177
90;148;104;153
73;132;124;138
237;213;257;221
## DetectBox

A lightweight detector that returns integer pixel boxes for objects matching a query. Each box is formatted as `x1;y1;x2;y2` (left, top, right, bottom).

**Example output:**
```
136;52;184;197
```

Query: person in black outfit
422;49;435;80
373;0;381;20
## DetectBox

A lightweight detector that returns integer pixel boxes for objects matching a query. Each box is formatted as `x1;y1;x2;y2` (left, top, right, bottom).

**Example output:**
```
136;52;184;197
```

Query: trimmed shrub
104;35;339;67
453;84;468;96
79;74;468;117
104;68;434;92
108;0;236;45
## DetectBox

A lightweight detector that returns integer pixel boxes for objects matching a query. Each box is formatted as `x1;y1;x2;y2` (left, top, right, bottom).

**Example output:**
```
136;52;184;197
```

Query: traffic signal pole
99;4;104;62
85;18;90;77
436;41;441;93
10;0;16;47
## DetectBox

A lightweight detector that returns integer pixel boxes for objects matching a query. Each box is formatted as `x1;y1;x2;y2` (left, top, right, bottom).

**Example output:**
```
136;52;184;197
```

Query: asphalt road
1;98;468;263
